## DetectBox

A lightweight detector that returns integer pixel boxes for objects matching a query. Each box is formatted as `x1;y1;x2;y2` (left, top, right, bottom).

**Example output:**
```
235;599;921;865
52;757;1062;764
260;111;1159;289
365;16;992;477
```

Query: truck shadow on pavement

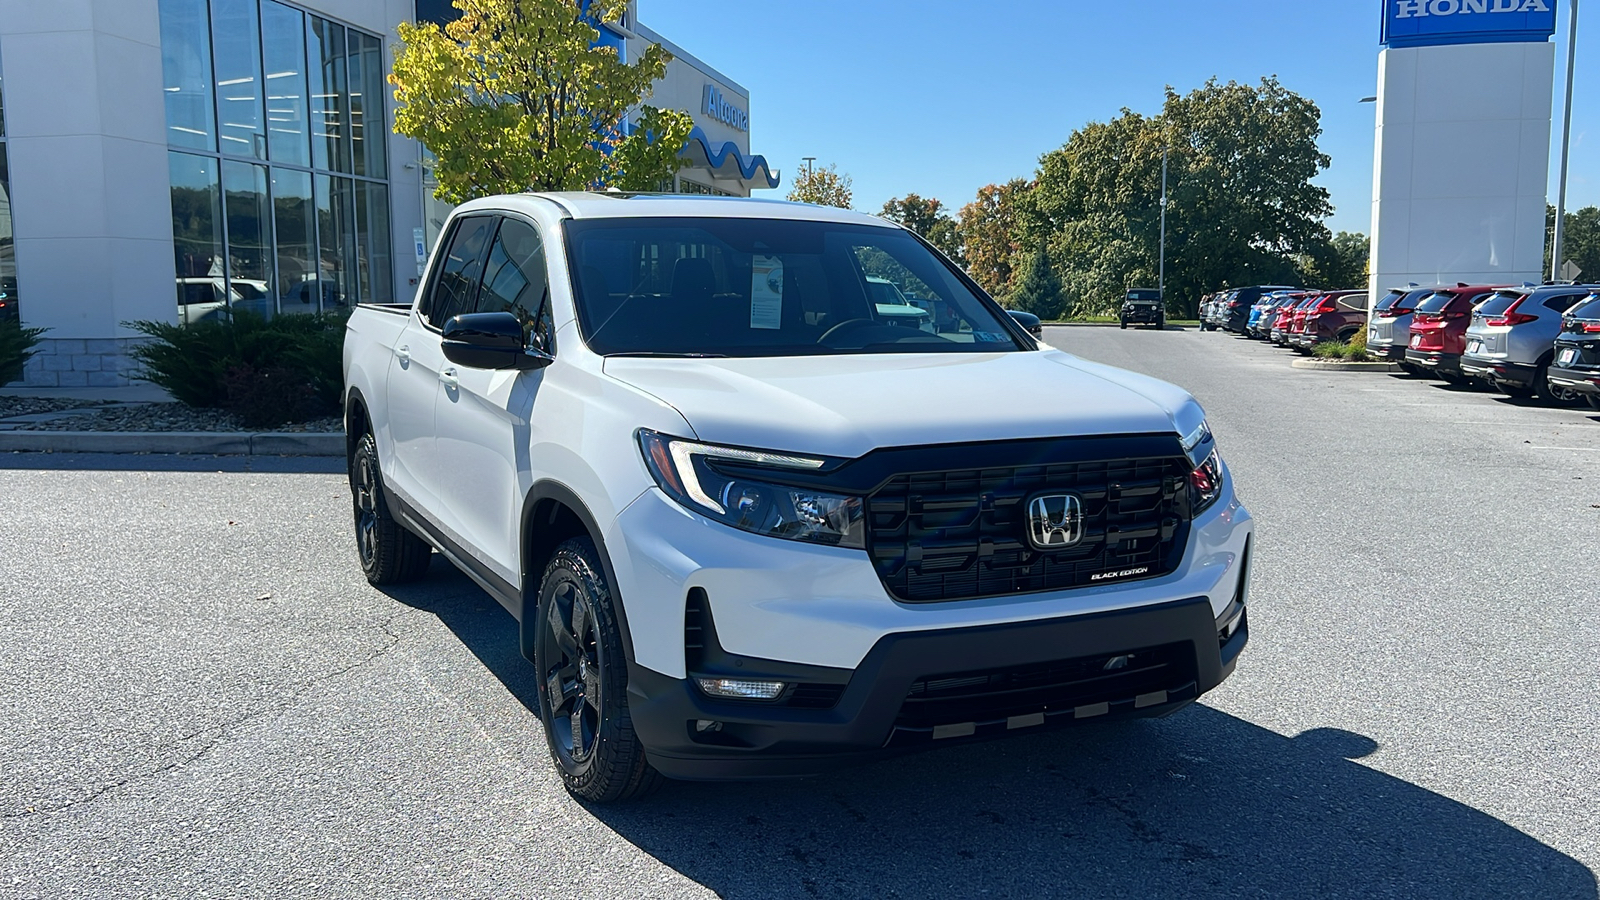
384;562;1597;900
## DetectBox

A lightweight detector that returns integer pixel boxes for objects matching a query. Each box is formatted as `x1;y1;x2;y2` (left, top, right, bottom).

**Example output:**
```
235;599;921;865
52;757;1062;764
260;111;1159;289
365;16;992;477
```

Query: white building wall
1369;41;1555;299
0;0;175;384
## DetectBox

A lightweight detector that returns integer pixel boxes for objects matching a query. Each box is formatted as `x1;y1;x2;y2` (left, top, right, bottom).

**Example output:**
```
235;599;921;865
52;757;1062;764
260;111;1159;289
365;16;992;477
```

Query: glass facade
0;44;16;321
158;0;393;317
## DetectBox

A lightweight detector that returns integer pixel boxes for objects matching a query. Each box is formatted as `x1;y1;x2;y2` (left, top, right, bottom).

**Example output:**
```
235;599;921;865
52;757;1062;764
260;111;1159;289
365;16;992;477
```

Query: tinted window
1416;291;1457;313
1374;290;1405;311
1542;293;1587;313
1126;290;1161;301
424;216;496;327
476;218;554;354
1565;295;1600;319
1334;293;1368;311
1475;291;1522;317
566;217;1020;357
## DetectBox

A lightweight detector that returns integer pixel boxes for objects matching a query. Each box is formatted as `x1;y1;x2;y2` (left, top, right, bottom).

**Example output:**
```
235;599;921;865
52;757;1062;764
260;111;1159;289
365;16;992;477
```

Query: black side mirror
441;312;553;371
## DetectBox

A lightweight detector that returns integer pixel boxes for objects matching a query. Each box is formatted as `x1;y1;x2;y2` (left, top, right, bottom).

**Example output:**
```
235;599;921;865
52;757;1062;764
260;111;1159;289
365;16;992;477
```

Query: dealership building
0;0;778;387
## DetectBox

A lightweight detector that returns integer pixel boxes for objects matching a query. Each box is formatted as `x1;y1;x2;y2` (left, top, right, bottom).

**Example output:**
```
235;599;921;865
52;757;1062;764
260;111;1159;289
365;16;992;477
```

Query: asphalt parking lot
2;327;1597;899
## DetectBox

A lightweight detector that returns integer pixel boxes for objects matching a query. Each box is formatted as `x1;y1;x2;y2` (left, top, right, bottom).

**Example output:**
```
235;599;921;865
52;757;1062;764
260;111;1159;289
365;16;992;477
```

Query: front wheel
1119;319;1128;330
350;433;432;585
534;537;661;803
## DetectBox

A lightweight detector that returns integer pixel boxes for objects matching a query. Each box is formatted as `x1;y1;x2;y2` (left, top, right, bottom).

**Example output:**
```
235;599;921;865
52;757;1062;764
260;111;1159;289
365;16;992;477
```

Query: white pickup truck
342;192;1252;802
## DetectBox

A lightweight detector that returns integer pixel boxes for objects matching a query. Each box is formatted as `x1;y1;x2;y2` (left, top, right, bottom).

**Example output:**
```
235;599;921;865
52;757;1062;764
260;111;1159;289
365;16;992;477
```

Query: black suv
1547;292;1600;410
1120;289;1165;329
1223;285;1298;334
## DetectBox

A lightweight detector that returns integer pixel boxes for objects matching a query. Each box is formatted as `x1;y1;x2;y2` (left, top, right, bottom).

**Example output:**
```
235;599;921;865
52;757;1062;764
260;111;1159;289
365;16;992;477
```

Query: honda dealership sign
1382;0;1558;48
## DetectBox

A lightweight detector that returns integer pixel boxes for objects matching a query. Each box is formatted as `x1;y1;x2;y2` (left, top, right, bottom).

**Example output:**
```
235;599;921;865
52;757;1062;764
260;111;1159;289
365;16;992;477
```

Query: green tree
1009;241;1065;319
786;162;853;209
1299;231;1369;289
879;194;964;264
1022;77;1333;318
390;0;694;202
958;179;1031;297
1546;205;1600;282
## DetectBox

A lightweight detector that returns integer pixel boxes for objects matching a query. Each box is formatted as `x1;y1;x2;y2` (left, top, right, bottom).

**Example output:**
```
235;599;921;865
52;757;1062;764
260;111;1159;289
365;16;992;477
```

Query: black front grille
867;456;1190;602
895;642;1193;730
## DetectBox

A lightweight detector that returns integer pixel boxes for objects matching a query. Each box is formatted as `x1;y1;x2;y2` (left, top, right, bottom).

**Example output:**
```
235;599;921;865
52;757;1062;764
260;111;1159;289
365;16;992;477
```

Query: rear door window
1542;293;1587;313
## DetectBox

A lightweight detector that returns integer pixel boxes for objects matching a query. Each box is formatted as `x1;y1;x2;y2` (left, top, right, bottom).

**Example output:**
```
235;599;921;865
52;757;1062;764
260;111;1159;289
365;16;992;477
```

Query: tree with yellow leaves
391;0;694;202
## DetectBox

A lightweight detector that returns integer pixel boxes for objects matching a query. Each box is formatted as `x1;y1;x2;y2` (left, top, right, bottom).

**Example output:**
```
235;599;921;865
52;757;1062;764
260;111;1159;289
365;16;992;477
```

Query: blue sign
1383;0;1558;48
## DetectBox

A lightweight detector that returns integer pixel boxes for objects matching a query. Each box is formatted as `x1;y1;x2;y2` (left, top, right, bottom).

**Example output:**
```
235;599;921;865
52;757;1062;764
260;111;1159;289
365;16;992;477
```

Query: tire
1534;362;1584;407
350;433;432;585
534;537;662;803
1586;395;1600;412
1154;316;1166;330
1119;319;1127;330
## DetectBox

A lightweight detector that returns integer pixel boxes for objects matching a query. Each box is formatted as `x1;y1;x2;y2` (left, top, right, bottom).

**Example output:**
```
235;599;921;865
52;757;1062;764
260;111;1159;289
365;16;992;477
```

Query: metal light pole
1552;0;1580;282
1159;147;1169;301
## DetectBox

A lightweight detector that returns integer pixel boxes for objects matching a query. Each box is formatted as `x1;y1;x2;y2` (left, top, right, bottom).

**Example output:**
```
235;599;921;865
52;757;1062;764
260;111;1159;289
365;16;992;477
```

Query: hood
603;349;1199;459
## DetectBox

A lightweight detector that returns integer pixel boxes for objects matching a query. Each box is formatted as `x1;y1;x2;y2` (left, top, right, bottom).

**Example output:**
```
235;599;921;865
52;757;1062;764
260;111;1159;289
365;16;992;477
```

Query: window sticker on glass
750;255;783;330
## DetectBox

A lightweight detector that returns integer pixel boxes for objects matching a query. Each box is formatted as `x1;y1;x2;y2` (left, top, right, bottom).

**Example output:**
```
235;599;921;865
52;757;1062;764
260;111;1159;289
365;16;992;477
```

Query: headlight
1180;419;1224;515
638;430;866;550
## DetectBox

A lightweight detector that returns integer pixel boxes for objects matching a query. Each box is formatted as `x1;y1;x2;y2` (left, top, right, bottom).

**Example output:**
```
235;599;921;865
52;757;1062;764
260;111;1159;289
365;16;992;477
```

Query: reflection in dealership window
169;152;224;317
0;45;15;322
223;160;273;316
262;1;310;168
159;0;217;151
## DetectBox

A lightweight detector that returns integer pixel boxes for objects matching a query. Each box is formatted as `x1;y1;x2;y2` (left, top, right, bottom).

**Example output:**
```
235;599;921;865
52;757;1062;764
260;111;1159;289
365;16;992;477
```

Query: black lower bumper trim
628;596;1245;781
1548;365;1600;394
1405;350;1461;374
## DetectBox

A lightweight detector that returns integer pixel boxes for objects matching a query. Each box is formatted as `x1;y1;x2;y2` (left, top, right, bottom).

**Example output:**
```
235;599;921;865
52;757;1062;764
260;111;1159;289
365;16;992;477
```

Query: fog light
696;677;786;701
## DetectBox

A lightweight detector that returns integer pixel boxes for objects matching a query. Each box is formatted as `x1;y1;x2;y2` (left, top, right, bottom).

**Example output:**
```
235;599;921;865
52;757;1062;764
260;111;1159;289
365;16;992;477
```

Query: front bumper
1548;365;1600;395
1122;308;1162;324
630;595;1248;780
1405;349;1461;375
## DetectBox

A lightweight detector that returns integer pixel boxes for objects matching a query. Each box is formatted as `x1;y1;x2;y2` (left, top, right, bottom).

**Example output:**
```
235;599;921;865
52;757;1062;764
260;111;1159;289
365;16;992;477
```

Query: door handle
439;367;459;390
395;345;411;364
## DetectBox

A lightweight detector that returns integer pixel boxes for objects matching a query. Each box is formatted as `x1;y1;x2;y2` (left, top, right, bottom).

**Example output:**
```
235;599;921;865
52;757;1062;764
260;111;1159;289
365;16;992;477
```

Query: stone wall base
18;338;146;388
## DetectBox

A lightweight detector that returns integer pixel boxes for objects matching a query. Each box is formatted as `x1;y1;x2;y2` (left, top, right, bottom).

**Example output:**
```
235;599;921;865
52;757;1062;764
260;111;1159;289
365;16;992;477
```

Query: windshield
564;217;1021;357
1126;290;1160;302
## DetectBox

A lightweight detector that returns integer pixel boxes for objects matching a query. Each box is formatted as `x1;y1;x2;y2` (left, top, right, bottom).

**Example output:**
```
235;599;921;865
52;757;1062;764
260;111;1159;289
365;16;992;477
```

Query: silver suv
1461;284;1598;404
1367;286;1437;369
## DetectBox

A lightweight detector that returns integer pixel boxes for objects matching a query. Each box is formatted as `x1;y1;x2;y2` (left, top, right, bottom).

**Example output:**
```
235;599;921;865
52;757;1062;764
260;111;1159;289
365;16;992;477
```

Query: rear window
1568;295;1600;320
1374;290;1406;311
1415;291;1458;313
1475;291;1523;317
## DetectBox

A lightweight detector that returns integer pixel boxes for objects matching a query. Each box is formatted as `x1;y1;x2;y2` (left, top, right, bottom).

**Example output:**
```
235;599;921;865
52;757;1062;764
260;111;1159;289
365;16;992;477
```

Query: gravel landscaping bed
0;397;108;418
12;403;343;433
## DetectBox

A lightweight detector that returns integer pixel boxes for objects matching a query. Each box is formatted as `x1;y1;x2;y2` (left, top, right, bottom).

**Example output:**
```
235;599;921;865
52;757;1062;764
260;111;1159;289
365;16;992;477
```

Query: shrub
125;309;350;420
0;319;48;387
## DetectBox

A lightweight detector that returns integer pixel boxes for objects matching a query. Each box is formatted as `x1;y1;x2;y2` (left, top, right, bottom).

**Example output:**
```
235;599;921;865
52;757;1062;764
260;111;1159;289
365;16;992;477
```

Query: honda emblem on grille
1026;494;1083;550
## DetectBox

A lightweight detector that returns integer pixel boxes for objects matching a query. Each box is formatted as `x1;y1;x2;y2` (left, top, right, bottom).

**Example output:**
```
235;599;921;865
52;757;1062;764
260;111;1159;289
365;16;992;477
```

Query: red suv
1405;284;1507;381
1285;293;1326;346
1293;290;1368;351
1272;293;1316;344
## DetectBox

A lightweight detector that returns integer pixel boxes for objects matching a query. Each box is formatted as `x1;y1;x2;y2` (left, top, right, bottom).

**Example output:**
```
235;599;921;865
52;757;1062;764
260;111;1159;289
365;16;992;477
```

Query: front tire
534;537;661;803
350;433;432;585
1119;319;1128;329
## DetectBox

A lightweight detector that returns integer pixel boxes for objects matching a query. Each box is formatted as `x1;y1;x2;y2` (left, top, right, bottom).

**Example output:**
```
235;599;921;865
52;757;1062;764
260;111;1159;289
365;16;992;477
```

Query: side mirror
441;312;553;371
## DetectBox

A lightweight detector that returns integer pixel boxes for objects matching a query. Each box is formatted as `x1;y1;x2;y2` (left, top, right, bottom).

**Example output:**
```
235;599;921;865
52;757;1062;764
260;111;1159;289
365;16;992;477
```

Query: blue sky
642;0;1593;236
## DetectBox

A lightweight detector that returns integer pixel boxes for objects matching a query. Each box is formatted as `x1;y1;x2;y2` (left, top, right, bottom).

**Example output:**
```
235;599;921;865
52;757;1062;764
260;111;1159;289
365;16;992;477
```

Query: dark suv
1223;285;1298;334
1120;288;1164;329
1548;292;1600;410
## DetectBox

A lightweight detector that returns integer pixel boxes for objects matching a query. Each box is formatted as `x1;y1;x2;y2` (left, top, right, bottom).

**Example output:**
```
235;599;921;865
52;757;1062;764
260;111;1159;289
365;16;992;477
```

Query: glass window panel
271;168;318;313
476;219;553;353
0;43;8;137
169;152;224;323
354;181;392;304
158;0;217;151
0;145;17;320
223;160;273;316
308;18;350;173
261;1;310;167
315;173;356;308
349;31;388;179
427;216;496;327
211;0;267;159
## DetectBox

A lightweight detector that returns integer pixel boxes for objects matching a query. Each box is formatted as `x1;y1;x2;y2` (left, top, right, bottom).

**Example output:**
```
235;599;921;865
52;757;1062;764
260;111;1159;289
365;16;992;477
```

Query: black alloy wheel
350;433;432;585
534;537;661;802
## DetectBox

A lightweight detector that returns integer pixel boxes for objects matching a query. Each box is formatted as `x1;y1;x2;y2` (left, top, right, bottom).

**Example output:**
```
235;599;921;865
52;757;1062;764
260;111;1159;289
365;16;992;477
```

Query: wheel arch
344;386;373;464
520;482;636;666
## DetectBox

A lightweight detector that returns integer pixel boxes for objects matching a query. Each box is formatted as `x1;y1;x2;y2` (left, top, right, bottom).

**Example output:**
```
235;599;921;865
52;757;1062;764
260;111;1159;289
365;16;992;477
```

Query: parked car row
1199;282;1600;409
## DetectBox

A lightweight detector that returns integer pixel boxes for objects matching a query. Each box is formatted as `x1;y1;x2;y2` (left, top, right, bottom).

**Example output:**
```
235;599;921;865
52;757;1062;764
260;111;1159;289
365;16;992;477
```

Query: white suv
342;193;1253;802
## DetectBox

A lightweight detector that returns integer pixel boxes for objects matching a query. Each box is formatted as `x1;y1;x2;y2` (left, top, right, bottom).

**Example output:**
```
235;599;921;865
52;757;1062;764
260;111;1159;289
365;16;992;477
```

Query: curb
0;431;345;456
1290;359;1402;373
